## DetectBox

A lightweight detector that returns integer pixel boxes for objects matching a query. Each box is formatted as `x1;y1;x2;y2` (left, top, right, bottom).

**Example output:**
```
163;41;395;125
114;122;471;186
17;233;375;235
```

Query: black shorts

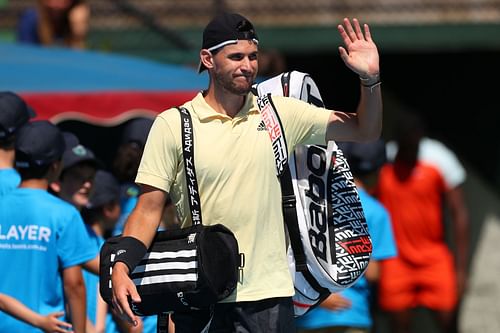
170;297;296;333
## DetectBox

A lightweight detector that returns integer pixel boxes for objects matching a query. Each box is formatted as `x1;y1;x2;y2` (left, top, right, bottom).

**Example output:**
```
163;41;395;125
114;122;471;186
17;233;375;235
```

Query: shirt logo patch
256;120;267;131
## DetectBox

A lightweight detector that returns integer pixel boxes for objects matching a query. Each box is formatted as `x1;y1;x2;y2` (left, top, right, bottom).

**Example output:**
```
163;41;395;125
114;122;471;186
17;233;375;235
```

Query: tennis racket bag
253;71;372;316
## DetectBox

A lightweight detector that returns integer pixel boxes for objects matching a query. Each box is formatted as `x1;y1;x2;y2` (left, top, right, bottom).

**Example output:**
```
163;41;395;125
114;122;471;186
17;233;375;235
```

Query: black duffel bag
99;106;241;315
99;223;240;315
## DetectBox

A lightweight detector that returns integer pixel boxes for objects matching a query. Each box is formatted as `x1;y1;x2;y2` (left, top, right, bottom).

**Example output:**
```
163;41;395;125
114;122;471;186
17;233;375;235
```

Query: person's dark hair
0;135;15;149
394;108;426;143
81;200;119;239
81;206;101;225
112;142;143;183
17;163;52;181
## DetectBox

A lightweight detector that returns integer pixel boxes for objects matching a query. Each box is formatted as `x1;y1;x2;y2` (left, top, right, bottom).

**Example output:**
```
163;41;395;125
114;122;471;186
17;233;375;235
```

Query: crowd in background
0;91;181;333
0;92;470;333
0;2;472;332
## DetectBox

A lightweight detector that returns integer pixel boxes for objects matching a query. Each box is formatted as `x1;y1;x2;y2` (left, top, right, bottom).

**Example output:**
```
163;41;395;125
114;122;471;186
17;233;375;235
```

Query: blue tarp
0;42;207;92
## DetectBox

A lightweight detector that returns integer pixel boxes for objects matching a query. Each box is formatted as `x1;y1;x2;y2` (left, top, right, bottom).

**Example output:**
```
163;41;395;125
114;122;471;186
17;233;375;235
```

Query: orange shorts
378;255;457;311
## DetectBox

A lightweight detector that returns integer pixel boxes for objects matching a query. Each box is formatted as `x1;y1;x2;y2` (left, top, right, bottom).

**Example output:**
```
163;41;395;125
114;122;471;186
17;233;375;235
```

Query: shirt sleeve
135;112;179;193
420;138;466;189
57;209;97;269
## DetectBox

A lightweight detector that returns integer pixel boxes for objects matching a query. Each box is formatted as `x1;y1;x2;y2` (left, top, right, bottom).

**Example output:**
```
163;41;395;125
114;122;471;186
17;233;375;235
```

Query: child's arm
0;293;73;332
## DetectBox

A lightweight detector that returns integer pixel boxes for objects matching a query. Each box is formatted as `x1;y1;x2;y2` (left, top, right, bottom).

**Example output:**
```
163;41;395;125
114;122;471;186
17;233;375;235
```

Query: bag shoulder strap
177;106;203;226
256;94;289;176
256;94;308;271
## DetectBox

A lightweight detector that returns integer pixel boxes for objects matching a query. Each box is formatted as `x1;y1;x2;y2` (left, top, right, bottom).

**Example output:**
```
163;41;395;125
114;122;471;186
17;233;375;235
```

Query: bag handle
177;107;203;226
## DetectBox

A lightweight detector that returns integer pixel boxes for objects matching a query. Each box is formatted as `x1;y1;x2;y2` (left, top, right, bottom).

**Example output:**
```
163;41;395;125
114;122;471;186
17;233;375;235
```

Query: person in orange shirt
376;109;469;333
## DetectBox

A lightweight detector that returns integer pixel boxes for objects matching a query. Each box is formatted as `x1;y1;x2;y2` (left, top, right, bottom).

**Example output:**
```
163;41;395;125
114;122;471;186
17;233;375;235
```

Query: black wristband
112;236;148;273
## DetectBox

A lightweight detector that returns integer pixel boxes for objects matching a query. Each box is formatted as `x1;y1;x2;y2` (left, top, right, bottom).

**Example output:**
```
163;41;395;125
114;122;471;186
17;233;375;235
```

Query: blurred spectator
0;92;34;195
49;133;102;332
81;170;128;333
17;0;90;49
50;137;100;211
82;170;121;237
296;139;397;333
0;121;95;333
376;110;469;333
111;117;158;333
257;49;287;79
112;117;154;235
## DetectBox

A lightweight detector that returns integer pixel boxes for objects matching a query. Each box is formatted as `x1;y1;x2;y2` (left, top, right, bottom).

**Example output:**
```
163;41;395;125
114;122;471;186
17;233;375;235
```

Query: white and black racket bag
253;71;373;316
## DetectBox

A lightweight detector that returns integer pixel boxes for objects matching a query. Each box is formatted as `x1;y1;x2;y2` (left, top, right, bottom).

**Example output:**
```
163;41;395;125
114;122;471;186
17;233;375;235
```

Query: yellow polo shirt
136;92;331;302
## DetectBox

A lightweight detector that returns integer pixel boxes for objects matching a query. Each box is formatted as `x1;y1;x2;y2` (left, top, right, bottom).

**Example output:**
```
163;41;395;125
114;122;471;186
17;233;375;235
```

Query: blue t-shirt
296;188;397;329
82;226;104;325
0;168;21;196
0;188;96;332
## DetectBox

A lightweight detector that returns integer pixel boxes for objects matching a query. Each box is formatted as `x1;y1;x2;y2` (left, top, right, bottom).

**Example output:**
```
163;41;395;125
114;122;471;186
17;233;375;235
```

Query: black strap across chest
178;106;203;226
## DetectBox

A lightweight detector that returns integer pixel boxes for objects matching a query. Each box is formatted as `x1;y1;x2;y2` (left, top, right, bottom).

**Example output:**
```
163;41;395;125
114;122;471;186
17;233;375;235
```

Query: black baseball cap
15;120;65;168
62;131;80;150
86;170;120;209
0;91;36;140
121;117;154;147
338;139;387;175
198;12;259;73
62;143;100;171
60;130;100;171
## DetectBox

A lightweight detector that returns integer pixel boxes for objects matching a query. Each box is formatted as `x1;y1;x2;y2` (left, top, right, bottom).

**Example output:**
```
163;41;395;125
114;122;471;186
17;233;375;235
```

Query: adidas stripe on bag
253;71;373;316
122;240;197;287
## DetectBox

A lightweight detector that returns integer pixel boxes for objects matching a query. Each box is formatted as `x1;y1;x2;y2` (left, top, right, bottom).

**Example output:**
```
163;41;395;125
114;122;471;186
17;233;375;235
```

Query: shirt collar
191;91;259;121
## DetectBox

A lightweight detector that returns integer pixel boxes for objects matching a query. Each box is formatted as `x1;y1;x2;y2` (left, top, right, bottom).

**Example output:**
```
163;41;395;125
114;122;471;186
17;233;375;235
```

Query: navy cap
62;131;80;149
15;120;65;168
62;143;100;171
198;12;259;73
0;92;36;140
87;170;120;209
122;117;154;147
338;139;387;175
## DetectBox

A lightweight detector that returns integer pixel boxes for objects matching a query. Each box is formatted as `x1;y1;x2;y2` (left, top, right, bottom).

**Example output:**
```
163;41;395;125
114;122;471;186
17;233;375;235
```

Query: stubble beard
214;71;253;96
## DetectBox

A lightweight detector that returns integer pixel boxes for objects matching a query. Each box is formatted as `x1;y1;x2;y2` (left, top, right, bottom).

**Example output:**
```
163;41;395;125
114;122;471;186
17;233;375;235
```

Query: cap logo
72;145;87;156
126;186;139;197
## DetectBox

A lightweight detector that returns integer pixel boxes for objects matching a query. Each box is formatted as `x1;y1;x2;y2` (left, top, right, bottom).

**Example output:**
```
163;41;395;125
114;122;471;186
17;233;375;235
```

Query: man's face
211;40;258;95
59;163;96;209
